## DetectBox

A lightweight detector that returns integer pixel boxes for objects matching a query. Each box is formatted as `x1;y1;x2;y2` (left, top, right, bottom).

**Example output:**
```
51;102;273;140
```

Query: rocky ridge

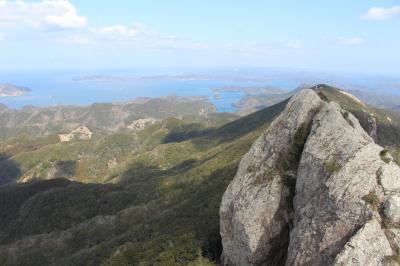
220;87;400;265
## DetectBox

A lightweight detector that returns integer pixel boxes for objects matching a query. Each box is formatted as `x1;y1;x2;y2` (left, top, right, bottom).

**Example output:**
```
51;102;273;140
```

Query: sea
1;69;399;112
0;69;299;112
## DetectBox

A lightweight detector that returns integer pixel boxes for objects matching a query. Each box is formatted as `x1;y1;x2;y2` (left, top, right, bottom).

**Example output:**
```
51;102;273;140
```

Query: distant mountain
211;86;287;95
232;85;306;115
348;89;400;110
234;92;291;115
0;96;217;140
232;85;400;115
0;84;30;97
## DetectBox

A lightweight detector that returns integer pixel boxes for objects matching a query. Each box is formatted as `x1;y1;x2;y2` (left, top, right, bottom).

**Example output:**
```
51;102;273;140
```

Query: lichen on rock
220;88;400;266
220;89;323;265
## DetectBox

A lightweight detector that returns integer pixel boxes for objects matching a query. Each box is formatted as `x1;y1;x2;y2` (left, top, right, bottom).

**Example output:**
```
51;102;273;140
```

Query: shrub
188;256;215;266
324;160;341;174
342;111;350;120
380;149;391;164
342;111;355;128
277;123;311;174
384;255;400;265
294;123;310;147
362;192;380;211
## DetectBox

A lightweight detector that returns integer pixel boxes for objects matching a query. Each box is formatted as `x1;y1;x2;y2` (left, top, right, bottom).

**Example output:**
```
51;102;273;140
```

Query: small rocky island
0;83;30;97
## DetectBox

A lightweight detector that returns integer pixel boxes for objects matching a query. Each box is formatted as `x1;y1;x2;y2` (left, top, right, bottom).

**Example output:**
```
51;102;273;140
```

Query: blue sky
0;0;399;74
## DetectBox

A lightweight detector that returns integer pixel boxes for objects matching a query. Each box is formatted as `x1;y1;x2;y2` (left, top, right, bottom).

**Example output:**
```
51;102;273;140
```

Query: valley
0;90;283;265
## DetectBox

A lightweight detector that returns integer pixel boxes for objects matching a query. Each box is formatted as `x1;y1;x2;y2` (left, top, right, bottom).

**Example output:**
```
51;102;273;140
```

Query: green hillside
0;96;217;140
0;99;285;265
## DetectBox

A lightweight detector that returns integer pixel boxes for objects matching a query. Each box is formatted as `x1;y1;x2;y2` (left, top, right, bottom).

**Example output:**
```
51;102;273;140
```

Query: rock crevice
220;88;400;266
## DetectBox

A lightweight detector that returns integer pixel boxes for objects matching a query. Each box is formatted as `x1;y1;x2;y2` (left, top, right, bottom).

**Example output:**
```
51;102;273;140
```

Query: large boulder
220;88;400;266
286;101;395;265
220;89;323;265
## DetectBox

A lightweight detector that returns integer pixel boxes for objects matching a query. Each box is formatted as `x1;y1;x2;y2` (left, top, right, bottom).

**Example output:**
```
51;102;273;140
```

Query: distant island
0;83;31;97
72;74;275;83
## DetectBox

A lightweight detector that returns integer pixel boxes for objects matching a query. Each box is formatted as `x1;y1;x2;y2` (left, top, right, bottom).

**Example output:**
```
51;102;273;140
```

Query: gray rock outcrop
220;89;324;265
333;219;393;266
58;126;93;142
384;195;400;226
220;88;400;266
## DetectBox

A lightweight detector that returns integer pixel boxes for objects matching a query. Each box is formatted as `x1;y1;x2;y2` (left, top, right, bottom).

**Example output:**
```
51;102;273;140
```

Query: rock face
220;88;400;266
384;195;400;226
127;118;157;131
58;126;93;142
220;89;324;265
333;219;393;266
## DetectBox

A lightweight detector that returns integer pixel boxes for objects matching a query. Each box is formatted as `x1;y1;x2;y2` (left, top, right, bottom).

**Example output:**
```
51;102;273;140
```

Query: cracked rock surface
220;88;400;266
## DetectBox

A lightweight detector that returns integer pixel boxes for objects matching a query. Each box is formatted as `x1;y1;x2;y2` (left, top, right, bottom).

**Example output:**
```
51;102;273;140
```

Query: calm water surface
0;70;298;112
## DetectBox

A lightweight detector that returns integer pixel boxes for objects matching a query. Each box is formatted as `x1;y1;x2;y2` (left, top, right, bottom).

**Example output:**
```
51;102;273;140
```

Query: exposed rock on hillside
58;126;93;142
220;89;323;265
220;88;400;266
127;118;158;131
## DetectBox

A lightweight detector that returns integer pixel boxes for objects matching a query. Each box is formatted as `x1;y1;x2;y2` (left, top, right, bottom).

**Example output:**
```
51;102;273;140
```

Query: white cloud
328;37;365;46
220;40;304;57
91;23;151;42
337;37;365;45
0;0;87;30
221;42;273;56
362;6;400;20
0;1;302;57
56;34;91;45
55;23;208;51
284;40;303;49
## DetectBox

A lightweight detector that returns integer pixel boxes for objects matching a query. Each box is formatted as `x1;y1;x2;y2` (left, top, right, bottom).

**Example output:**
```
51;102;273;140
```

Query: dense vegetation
0;100;285;265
